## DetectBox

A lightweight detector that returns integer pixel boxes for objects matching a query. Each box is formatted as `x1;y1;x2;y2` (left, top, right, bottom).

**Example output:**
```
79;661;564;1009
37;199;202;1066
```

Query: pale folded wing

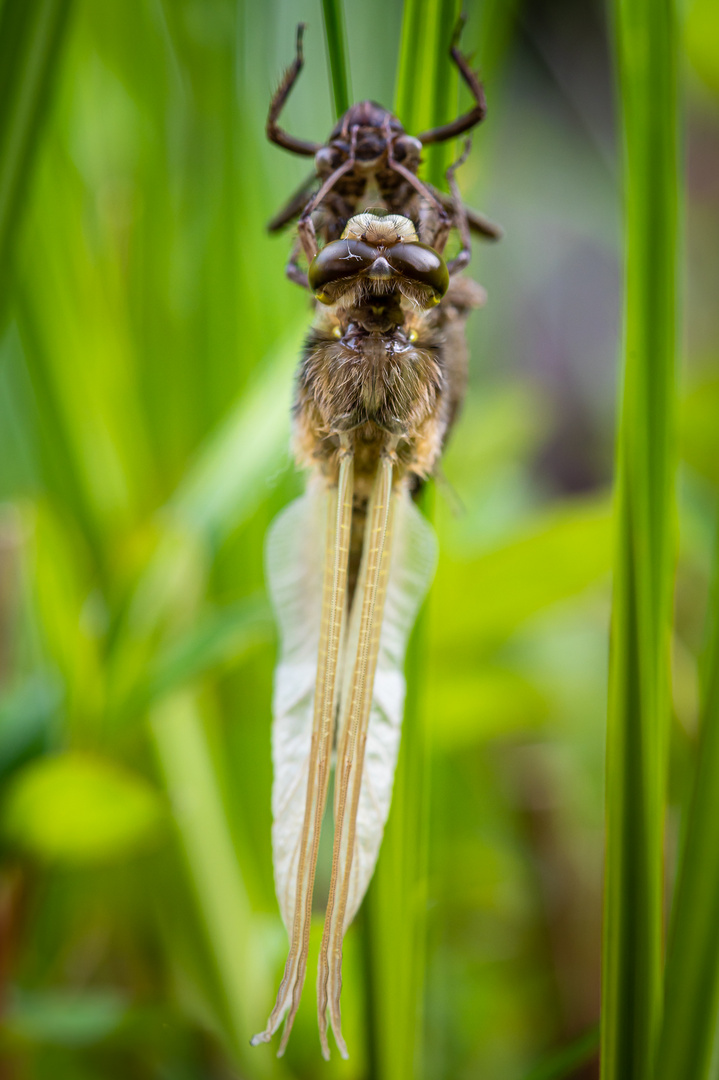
265;483;327;929
341;488;438;930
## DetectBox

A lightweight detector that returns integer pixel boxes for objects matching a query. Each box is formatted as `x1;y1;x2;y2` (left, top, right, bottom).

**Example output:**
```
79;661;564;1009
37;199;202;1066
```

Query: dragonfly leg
267;25;323;157
285;236;310;290
417;17;487;146
445;139;473;276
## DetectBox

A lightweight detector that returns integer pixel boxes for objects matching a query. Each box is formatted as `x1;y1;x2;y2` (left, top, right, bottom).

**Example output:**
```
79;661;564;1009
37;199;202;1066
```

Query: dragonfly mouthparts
367;256;393;279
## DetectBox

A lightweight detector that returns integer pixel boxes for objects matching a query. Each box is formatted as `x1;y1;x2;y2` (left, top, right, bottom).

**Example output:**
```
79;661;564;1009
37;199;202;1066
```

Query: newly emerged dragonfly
251;212;485;1058
267;20;502;290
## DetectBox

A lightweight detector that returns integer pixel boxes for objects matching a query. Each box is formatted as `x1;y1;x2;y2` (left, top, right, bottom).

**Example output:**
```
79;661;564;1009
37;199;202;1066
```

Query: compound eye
386;242;449;300
392;134;422;164
314;146;340;174
308;239;376;300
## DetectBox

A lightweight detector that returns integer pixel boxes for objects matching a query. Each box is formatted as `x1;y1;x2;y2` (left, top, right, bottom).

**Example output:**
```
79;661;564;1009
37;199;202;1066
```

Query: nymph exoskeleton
251;213;484;1058
266;20;502;289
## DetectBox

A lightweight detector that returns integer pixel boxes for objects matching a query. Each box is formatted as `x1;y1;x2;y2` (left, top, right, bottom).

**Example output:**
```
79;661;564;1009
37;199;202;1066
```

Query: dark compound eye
309;237;450;305
392;135;422;163
314;145;345;173
386;242;449;299
308;239;377;300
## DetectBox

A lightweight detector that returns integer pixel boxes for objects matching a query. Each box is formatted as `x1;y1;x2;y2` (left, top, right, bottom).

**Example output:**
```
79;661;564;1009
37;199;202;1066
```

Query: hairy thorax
293;299;447;494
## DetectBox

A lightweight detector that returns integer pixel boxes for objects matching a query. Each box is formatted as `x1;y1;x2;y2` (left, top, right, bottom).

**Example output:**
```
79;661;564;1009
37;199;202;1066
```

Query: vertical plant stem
394;0;461;189
601;0;679;1078
656;524;719;1080
395;0;438;136
0;0;73;309
425;0;462;188
321;0;351;117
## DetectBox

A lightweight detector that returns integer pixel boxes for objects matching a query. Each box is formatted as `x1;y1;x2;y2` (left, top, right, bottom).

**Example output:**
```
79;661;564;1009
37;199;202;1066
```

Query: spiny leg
445;139;473;275
252;452;354;1053
317;456;395;1059
267;24;323;157
285;236;310;290
417;16;488;146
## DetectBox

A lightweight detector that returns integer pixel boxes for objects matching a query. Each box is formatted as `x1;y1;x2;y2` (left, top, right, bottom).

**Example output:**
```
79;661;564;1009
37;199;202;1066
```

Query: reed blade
601;0;679;1077
321;0;352;117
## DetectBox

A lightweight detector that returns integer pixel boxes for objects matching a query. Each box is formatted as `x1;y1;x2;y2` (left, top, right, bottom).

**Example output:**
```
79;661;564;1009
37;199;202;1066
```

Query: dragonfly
251;209;485;1058
266;19;501;291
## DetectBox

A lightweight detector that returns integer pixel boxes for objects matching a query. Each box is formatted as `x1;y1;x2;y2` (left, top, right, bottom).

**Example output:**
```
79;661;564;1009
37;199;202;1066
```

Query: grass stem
321;0;352;117
601;0;679;1077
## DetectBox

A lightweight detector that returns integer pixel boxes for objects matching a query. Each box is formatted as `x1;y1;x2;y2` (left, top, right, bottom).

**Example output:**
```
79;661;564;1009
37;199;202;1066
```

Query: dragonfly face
308;212;449;308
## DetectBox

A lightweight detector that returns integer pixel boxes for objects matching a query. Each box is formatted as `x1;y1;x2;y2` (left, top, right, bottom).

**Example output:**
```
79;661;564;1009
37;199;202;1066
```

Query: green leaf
601;0;680;1077
2;752;165;863
431;496;612;653
427;665;549;749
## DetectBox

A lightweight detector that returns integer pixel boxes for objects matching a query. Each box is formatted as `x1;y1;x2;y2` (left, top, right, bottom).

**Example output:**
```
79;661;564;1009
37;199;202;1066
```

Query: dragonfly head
308;213;448;308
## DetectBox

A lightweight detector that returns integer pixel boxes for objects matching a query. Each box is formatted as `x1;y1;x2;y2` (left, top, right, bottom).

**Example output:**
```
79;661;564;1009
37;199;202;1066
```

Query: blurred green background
0;0;717;1077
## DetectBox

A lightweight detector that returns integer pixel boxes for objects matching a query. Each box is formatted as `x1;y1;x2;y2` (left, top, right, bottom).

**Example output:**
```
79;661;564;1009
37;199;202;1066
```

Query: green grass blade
656;526;719;1080
394;0;432;133
321;0;351;117
394;0;461;187
601;0;679;1078
0;0;73;306
425;0;462;187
